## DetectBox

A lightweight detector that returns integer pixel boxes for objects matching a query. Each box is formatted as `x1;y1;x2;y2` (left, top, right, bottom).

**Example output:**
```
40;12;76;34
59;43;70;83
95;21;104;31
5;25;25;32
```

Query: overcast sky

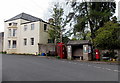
0;0;119;32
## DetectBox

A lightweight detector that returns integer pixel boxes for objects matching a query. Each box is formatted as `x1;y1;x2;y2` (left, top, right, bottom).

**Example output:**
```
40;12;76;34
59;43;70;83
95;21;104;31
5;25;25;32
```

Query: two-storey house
3;13;53;54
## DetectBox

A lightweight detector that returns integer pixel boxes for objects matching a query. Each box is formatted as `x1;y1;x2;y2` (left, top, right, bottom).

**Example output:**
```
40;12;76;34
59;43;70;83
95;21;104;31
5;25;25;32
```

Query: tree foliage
69;1;116;43
48;3;73;44
94;21;120;50
48;3;64;43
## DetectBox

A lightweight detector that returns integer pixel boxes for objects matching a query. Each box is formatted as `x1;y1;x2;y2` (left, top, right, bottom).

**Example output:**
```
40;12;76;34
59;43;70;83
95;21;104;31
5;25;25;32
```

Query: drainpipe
38;21;42;54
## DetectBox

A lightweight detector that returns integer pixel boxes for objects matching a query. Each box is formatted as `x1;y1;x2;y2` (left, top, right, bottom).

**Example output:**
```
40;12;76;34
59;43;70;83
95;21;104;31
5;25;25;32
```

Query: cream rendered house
3;13;53;54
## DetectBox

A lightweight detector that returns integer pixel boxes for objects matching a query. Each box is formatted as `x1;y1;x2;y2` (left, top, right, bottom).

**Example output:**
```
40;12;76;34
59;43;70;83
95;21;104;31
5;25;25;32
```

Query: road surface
2;54;119;81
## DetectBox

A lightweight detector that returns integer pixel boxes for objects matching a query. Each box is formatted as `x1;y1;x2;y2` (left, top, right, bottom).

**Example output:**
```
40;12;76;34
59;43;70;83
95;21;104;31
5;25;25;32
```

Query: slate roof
67;40;91;45
5;13;43;22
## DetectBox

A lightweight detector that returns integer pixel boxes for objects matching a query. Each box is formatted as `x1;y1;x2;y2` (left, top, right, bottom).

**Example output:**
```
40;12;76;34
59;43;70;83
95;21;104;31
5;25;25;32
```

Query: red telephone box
56;43;66;59
95;49;100;60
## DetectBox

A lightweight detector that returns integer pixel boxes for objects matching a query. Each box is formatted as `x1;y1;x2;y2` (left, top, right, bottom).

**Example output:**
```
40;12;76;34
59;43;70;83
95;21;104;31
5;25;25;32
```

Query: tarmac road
2;54;119;81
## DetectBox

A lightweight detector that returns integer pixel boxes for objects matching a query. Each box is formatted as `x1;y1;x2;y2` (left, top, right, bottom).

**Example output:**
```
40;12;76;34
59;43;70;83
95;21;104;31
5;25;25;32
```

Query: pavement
2;54;119;81
46;56;119;65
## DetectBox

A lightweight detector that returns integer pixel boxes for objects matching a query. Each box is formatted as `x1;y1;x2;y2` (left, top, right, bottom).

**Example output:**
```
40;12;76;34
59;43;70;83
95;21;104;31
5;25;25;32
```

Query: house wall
3;19;23;53
39;22;50;44
20;21;40;54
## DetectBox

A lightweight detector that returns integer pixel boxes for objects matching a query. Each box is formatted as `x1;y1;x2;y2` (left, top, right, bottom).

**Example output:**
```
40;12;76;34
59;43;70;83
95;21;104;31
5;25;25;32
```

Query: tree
69;1;116;44
94;21;120;50
48;3;73;44
48;3;64;44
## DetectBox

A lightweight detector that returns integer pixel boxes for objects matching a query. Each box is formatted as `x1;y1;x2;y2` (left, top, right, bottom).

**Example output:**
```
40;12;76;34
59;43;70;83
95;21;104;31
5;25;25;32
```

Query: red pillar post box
95;49;100;60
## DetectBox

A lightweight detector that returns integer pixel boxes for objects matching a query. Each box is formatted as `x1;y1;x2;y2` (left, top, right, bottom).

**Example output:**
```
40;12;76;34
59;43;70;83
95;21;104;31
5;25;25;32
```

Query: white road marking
105;68;111;71
69;62;71;63
113;70;120;72
80;64;83;65
94;66;97;67
96;67;101;69
88;65;91;66
63;61;119;73
93;66;102;69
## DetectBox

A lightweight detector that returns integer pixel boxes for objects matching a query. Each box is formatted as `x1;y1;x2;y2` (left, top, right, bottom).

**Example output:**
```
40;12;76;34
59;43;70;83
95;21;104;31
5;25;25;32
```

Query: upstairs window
48;39;54;43
24;25;27;31
12;40;17;48
9;23;12;26
30;38;34;45
44;24;47;31
8;22;17;26
24;38;27;46
13;29;17;37
8;29;11;37
13;22;17;26
31;24;34;30
8;40;11;48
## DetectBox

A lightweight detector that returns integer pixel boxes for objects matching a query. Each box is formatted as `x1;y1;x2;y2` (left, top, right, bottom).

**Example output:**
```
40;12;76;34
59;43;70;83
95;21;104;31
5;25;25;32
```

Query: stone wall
39;44;55;54
67;46;72;60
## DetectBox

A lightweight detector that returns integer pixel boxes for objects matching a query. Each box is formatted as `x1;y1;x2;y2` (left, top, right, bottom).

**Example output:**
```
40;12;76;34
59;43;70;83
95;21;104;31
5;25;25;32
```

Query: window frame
8;29;11;37
9;23;12;26
8;40;11;48
30;38;34;45
44;24;47;31
24;38;27;46
24;25;27;31
12;40;17;48
13;22;17;26
31;24;34;30
13;29;17;37
48;39;54;43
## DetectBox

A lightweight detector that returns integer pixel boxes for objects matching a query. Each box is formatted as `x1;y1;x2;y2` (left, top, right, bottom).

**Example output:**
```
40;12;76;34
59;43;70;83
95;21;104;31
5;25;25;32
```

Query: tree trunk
60;30;62;43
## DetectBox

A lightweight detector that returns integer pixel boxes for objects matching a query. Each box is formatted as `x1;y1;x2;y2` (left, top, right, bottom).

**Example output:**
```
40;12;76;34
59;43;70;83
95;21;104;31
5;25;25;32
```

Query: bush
37;53;41;56
2;51;7;54
56;56;60;59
